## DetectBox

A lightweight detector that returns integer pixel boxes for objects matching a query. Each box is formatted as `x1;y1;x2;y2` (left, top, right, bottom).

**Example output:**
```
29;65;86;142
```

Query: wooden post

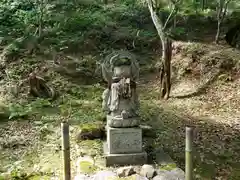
61;121;71;180
185;127;193;180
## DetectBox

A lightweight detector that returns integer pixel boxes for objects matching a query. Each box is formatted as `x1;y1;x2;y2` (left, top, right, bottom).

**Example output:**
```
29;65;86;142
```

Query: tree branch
221;0;232;20
147;0;165;42
163;5;176;30
163;0;181;30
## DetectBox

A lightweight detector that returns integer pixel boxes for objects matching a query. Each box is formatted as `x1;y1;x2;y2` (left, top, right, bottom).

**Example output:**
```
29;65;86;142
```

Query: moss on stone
78;160;98;174
77;122;105;140
159;163;177;171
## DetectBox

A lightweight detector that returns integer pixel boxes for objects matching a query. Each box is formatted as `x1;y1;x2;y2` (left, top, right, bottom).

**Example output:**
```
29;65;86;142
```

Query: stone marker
101;51;147;166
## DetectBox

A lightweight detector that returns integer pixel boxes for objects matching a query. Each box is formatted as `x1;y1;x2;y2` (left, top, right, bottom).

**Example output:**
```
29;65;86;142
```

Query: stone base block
104;142;147;167
107;115;140;128
107;127;142;154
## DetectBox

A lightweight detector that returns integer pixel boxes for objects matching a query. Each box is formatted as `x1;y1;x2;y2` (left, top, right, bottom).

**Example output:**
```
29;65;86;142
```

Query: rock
128;174;149;180
170;168;185;179
117;166;135;177
133;166;141;174
77;122;105;140
92;170;117;180
74;174;92;180
153;168;185;180
140;164;157;179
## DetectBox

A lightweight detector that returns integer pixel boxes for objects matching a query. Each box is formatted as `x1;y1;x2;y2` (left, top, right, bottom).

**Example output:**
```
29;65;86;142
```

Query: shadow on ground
140;101;240;180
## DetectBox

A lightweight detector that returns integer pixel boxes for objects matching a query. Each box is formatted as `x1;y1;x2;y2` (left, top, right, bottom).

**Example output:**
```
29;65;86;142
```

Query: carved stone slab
107;127;142;154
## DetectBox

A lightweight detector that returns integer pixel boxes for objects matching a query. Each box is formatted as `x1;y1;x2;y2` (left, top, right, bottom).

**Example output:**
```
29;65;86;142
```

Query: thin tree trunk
147;0;173;100
160;38;172;99
215;21;221;44
38;0;44;37
201;0;205;11
215;0;232;44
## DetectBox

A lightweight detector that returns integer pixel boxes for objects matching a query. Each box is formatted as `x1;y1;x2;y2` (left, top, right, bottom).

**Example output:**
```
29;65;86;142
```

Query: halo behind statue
101;50;139;83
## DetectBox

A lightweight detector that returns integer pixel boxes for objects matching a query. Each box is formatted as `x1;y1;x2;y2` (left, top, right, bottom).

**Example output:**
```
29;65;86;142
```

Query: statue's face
113;65;131;78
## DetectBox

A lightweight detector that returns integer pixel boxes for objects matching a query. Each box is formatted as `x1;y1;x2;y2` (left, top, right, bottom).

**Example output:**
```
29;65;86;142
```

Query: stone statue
101;51;140;128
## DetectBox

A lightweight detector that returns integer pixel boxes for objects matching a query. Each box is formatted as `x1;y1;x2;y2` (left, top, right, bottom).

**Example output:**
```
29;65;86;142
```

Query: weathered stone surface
133;166;142;174
92;170;117;180
140;164;157;179
74;174;91;180
169;168;185;179
117;166;135;177
153;168;185;180
104;142;147;166
128;174;149;180
107;127;142;154
101;51;140;128
107;115;140;128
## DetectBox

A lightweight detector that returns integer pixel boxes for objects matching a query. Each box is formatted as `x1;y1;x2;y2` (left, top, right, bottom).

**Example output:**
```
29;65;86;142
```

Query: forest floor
0;41;240;180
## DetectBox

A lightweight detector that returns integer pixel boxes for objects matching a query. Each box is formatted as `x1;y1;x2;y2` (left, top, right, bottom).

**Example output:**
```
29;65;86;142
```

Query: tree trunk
38;0;44;37
160;38;172;99
147;0;172;100
201;0;205;11
215;21;221;44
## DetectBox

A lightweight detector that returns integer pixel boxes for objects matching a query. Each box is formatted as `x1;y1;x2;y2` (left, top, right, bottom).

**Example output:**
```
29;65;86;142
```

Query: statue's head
102;51;139;83
112;58;132;78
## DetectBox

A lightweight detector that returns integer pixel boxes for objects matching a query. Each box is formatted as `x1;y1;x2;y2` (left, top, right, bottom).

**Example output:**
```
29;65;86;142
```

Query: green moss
29;175;51;180
159;163;177;171
78;140;103;155
80;122;103;131
78;161;97;174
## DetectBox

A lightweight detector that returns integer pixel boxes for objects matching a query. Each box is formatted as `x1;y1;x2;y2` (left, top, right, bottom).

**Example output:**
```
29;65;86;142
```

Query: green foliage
8;98;52;119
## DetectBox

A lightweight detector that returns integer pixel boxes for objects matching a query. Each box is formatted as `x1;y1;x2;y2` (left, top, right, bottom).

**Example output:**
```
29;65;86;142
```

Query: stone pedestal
104;127;147;166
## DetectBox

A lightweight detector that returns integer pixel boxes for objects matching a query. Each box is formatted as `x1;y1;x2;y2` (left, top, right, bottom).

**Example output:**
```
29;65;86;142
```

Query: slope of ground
139;41;240;180
0;41;239;180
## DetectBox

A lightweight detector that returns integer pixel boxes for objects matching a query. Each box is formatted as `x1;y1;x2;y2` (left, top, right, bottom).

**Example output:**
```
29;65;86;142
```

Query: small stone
133;166;141;174
140;164;157;179
153;168;185;180
92;170;117;180
117;166;135;177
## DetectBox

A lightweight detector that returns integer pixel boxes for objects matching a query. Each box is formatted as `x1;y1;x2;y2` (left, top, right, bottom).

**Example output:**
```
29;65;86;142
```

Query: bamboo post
185;127;193;180
61;121;71;180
